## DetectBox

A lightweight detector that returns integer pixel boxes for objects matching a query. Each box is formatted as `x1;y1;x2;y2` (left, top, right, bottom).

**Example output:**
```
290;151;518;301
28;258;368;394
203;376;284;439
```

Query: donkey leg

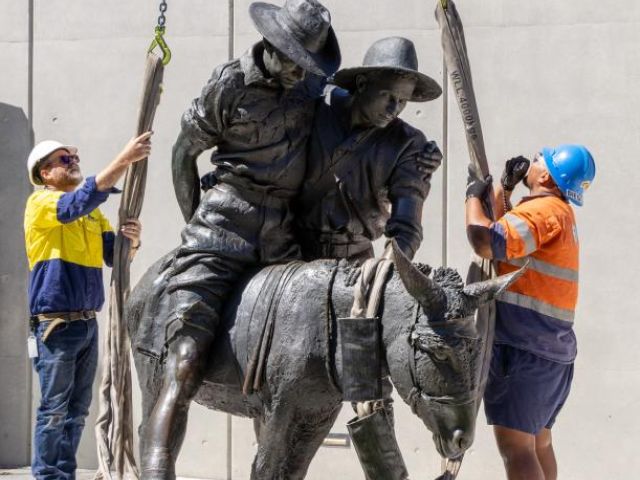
253;416;263;441
250;408;294;480
282;404;343;480
250;403;342;480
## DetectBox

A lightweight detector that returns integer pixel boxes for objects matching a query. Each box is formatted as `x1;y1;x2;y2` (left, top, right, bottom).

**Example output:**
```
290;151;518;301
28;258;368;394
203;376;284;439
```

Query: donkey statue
128;242;523;479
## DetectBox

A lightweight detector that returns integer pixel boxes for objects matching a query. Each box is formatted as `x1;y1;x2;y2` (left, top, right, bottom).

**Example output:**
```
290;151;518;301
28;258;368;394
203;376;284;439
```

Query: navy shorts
484;344;574;435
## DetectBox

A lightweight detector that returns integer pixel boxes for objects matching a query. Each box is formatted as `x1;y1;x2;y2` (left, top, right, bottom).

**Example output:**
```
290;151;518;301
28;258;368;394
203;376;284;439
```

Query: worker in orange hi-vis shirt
465;145;596;480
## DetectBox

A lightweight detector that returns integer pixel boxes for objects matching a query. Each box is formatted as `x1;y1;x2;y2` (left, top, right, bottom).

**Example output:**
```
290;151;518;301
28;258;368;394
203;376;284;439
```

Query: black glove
200;171;218;191
416;142;443;173
501;156;530;191
466;165;492;200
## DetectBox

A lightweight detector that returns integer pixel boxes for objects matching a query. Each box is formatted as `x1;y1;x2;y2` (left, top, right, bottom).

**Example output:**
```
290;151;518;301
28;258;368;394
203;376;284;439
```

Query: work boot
347;409;409;480
141;446;175;480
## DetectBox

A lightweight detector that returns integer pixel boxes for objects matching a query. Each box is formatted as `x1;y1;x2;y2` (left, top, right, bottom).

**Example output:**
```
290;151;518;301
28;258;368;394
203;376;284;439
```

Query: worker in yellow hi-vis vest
24;132;151;480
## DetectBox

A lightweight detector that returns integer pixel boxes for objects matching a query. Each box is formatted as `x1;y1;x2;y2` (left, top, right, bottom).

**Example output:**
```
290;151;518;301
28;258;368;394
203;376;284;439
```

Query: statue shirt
296;88;441;259
180;42;323;200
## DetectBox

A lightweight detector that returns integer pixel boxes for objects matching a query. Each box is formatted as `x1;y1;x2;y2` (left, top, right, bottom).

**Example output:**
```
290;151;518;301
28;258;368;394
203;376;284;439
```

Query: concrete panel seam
332;27;440;34
463;20;640;30
441;57;448;268
27;0;34;463
30;34;231;43
228;0;235;61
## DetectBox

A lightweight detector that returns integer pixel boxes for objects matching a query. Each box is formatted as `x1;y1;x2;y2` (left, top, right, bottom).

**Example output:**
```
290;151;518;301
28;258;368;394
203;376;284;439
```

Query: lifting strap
350;244;394;320
348;245;393;412
94;8;168;478
435;1;496;478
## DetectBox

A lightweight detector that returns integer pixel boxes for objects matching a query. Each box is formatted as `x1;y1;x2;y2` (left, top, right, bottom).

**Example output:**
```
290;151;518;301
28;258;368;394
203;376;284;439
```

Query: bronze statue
139;0;341;477
295;37;443;478
129;241;525;479
297;36;443;261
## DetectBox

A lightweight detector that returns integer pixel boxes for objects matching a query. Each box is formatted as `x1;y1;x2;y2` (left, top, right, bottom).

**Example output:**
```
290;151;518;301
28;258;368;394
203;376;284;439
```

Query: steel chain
148;0;171;65
158;0;168;27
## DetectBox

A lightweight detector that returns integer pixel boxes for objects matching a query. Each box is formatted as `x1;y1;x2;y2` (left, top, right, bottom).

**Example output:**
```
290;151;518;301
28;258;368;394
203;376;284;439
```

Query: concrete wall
0;104;32;467
1;0;639;477
0;0;33;467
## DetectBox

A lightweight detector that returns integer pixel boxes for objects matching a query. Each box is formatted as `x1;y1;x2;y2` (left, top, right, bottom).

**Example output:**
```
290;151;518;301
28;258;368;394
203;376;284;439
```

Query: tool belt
30;310;96;342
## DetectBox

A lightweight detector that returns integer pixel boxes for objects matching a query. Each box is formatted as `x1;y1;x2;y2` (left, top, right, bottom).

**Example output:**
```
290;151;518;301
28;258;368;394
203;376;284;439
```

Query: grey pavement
0;469;94;479
0;470;206;480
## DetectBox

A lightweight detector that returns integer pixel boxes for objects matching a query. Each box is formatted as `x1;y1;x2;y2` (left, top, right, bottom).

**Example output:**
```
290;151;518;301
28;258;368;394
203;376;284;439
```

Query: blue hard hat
541;144;596;206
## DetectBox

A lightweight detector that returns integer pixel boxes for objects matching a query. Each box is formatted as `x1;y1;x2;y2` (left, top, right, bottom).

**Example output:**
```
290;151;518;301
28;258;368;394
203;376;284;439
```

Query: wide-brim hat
249;0;341;77
27;140;77;186
332;37;442;102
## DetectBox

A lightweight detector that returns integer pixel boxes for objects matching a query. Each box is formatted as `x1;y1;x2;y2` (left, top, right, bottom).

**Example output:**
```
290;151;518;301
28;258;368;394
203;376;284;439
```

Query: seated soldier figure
297;36;443;263
295;37;443;480
142;0;340;478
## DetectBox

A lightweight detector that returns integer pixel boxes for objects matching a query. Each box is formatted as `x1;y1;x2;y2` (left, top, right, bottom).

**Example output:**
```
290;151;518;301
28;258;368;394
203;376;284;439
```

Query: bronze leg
250;403;342;480
141;328;214;480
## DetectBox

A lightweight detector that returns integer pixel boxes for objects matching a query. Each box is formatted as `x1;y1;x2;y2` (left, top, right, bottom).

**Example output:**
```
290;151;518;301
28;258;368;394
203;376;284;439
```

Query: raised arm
95;131;152;191
172;68;229;222
386;138;443;259
465;166;495;259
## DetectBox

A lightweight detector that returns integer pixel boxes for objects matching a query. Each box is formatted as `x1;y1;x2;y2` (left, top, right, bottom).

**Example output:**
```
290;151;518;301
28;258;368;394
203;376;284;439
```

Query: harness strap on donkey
242;262;306;395
339;247;393;401
93;6;169;478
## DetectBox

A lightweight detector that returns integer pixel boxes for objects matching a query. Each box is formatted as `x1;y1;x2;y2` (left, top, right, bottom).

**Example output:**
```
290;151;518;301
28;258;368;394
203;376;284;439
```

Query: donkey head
389;240;525;459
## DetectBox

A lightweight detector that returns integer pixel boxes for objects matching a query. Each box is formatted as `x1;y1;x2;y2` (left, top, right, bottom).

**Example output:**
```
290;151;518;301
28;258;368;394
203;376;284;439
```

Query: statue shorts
163;183;301;345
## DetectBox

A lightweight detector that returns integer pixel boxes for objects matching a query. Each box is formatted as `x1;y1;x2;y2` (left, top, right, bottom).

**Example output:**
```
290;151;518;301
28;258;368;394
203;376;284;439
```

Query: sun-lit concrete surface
0;469;209;480
2;0;640;478
0;468;94;480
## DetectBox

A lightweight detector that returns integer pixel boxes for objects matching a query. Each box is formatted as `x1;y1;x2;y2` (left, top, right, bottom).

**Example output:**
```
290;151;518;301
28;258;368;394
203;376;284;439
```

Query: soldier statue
140;0;341;477
295;36;443;479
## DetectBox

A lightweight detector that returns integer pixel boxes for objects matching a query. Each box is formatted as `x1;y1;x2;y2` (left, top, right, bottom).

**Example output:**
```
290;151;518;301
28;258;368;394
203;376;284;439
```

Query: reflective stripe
504;213;537;255
498;291;575;323
506;257;579;282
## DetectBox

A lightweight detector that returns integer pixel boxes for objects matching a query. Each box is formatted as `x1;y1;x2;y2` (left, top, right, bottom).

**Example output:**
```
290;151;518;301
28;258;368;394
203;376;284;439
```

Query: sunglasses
58;154;80;165
41;153;79;170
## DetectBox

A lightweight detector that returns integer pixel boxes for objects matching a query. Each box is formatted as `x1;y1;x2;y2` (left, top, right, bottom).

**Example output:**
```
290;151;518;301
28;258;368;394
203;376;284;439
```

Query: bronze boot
347;409;409;480
141;447;175;480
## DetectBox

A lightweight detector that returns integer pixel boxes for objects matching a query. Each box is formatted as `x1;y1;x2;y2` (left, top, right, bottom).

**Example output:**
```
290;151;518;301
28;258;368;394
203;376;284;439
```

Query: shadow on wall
0;102;34;467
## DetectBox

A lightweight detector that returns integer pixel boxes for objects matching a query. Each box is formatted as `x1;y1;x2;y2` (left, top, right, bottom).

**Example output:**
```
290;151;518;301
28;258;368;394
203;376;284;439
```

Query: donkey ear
391;239;446;314
462;262;528;308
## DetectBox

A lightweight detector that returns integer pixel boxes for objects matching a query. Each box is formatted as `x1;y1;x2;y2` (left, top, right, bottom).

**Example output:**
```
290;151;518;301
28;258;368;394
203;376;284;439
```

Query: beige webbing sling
435;1;496;478
94;19;169;479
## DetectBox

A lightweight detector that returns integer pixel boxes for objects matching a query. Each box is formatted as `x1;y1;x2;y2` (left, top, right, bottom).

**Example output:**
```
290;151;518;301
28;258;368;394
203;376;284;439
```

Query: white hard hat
27;140;77;186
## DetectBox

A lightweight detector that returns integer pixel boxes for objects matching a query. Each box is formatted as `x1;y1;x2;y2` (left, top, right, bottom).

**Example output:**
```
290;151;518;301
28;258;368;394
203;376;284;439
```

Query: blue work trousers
32;318;98;480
